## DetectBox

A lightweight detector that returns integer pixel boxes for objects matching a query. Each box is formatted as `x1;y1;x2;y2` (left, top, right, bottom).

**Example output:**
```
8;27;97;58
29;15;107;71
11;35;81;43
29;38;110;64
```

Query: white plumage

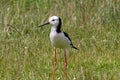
50;27;71;49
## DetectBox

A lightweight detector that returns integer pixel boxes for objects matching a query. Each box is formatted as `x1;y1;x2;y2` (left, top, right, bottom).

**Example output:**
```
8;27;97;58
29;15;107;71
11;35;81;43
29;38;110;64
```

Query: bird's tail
71;43;78;50
72;46;78;50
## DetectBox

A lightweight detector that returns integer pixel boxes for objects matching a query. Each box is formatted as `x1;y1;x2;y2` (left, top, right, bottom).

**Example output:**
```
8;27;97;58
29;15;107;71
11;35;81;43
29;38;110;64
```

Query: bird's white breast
50;27;71;49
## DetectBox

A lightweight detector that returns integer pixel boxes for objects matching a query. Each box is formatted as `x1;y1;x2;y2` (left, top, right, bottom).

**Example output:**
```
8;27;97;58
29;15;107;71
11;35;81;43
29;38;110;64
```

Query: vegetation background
0;0;120;80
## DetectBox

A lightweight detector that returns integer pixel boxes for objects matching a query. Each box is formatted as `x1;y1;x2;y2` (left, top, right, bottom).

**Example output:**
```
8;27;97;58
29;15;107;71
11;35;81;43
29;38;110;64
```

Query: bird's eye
52;19;55;21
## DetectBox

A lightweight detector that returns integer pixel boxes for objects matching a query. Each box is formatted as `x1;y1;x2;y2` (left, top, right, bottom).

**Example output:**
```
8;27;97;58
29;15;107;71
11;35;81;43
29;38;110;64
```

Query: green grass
0;0;120;80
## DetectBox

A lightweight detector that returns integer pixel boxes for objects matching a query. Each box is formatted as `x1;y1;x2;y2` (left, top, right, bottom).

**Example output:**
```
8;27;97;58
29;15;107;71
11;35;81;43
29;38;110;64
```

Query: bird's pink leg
52;48;57;80
64;50;67;80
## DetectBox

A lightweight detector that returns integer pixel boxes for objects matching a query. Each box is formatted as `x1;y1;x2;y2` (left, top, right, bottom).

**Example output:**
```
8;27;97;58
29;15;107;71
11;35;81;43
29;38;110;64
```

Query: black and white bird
39;16;78;80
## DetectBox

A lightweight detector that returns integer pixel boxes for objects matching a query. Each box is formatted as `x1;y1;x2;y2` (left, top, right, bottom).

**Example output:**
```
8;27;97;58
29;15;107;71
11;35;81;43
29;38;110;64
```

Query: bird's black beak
38;22;49;27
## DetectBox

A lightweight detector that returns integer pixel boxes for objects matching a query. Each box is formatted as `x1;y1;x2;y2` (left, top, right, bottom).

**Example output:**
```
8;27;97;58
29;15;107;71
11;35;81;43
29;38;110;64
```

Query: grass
0;0;120;80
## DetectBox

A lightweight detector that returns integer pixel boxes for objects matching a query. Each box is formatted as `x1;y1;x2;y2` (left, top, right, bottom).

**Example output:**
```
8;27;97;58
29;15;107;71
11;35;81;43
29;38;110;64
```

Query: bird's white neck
51;26;57;32
51;25;62;33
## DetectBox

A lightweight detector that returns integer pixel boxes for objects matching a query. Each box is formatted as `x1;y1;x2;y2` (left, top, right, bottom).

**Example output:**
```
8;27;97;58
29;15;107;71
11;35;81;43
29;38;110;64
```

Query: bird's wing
63;32;72;42
63;32;78;50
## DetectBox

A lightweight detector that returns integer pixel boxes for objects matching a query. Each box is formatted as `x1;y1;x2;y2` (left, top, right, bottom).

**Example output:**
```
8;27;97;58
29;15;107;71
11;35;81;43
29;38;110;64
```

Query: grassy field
0;0;120;80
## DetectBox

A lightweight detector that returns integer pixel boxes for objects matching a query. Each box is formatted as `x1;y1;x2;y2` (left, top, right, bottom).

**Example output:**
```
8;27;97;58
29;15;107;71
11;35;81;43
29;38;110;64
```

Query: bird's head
39;16;61;27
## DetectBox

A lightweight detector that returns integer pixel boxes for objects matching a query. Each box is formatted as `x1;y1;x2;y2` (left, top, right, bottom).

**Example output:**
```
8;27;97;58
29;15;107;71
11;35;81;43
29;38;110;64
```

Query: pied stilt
39;16;78;80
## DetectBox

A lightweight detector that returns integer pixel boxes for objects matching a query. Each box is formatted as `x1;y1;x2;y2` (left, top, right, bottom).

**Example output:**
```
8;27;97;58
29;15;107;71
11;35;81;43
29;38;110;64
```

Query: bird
39;16;78;80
